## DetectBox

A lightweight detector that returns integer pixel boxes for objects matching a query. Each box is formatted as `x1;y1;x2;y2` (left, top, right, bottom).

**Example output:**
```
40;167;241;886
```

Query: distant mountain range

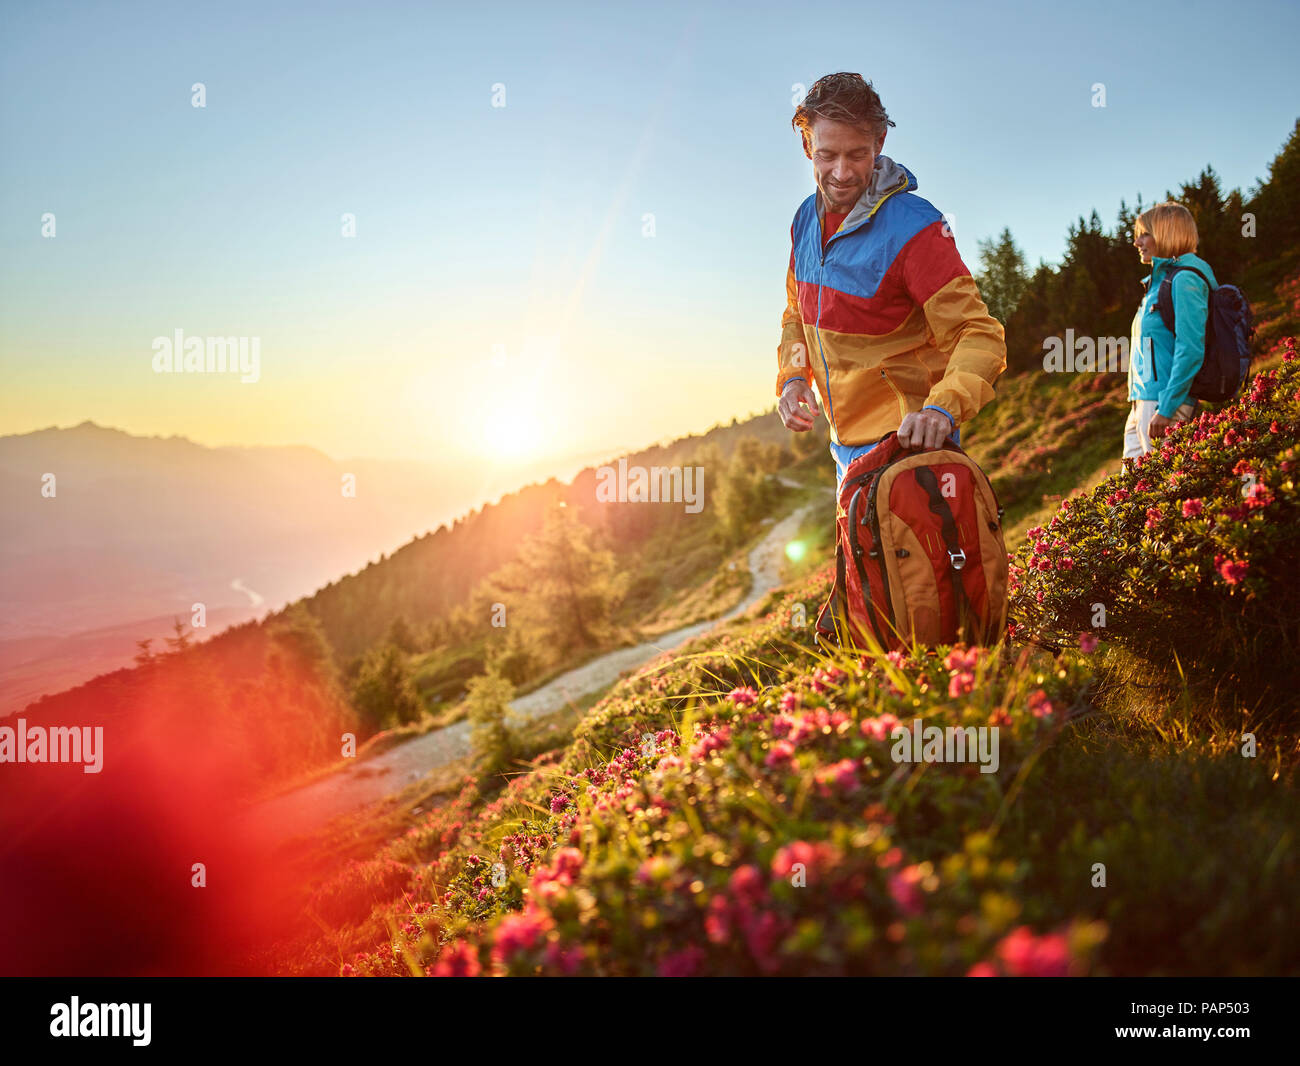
0;416;780;715
0;421;613;713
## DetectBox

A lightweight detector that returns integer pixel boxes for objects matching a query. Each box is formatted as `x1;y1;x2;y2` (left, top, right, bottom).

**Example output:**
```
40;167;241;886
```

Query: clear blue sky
2;0;1297;469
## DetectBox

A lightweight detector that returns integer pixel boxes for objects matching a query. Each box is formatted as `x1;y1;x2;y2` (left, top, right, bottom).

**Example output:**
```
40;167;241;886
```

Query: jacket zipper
1143;272;1162;382
815;250;834;434
880;367;907;422
813;175;911;442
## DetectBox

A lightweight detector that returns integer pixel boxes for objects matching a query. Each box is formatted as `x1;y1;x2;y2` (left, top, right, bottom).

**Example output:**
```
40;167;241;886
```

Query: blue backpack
1156;264;1254;403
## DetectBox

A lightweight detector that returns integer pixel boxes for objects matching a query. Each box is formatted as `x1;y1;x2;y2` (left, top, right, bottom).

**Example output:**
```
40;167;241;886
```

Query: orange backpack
815;433;1009;651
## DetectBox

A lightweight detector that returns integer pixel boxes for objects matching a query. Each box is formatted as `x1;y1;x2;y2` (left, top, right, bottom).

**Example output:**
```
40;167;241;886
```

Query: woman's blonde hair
1135;202;1199;257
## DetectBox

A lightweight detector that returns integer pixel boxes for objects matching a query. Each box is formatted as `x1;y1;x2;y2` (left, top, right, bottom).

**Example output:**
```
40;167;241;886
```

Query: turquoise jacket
1127;252;1218;416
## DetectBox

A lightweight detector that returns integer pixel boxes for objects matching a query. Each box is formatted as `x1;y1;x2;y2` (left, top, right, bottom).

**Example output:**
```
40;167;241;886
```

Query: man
775;73;1006;490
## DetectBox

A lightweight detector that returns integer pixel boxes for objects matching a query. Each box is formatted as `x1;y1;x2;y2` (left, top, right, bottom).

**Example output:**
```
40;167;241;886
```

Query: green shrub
350;642;425;732
467;660;517;775
1010;337;1300;708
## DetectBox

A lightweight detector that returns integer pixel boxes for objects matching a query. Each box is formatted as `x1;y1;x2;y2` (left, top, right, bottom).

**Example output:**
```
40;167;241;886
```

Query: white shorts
1123;399;1196;460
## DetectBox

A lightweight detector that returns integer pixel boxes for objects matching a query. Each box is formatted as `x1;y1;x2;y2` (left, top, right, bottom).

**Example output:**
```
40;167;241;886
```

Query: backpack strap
815;538;849;650
915;465;972;644
846;483;890;648
1156;263;1213;336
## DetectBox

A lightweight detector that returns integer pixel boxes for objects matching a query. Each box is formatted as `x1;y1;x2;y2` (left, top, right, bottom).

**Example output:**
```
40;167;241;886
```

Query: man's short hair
792;72;895;158
1135;202;1199;257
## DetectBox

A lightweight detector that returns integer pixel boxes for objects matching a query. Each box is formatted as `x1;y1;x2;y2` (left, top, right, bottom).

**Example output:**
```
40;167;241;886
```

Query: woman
1125;202;1215;462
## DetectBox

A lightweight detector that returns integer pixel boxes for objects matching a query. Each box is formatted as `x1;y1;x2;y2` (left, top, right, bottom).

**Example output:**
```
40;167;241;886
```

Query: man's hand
1148;412;1175;440
897;409;953;451
779;380;822;431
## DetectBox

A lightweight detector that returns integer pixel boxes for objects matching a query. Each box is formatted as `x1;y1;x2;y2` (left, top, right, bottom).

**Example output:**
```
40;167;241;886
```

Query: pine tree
715;451;764;547
164;617;193;655
487;501;628;657
267;602;342;692
492;626;539;685
1246;118;1300;286
1171;166;1244;282
466;657;516;775
975;227;1028;324
386;614;420;654
788;419;823;459
350;643;424;732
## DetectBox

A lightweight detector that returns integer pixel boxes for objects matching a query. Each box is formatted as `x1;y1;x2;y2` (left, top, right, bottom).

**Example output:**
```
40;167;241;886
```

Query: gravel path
248;498;820;838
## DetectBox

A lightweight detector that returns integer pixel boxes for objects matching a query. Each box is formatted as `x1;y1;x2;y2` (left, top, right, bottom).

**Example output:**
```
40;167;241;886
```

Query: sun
475;336;564;463
484;399;547;460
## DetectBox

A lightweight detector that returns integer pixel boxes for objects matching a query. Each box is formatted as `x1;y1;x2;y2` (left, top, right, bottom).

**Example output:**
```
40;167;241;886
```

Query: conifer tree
466;656;516;775
975;227;1028;324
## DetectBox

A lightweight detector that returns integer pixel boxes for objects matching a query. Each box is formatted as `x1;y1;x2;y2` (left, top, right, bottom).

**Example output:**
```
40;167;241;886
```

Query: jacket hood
817;155;917;233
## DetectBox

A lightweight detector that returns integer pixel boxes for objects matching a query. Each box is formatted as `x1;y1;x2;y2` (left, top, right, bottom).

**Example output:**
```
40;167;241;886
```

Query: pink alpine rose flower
995;926;1072;977
657;945;706;977
943;647;980;673
491;909;553;964
428;941;481;977
888;864;926;917
860;712;900;742
948;671;976;698
728;864;764;902
1027;689;1056;719
814;758;860;796
1215;555;1249;585
544;941;585;976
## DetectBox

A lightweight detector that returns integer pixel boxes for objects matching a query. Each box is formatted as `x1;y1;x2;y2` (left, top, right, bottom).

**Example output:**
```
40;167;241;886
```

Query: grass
263;582;1293;975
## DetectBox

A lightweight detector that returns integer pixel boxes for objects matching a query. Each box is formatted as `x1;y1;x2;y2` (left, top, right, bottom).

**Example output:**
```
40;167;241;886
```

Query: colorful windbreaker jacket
775;156;1007;446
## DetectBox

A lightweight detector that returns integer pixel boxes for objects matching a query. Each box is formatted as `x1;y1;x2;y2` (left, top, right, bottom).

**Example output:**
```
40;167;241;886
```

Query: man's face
808;116;885;213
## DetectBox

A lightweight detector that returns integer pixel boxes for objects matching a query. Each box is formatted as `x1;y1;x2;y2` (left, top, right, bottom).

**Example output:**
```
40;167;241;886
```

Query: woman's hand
1148;412;1175;440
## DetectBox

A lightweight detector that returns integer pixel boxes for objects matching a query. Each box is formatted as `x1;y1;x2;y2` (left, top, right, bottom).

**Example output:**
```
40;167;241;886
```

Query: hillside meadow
255;331;1298;977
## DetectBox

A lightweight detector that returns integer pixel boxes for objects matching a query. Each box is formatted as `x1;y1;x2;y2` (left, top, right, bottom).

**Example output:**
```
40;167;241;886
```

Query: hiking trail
249;493;826;837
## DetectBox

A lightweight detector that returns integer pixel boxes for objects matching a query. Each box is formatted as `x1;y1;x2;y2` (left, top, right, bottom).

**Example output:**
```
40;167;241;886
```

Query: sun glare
485;400;547;460
477;336;563;463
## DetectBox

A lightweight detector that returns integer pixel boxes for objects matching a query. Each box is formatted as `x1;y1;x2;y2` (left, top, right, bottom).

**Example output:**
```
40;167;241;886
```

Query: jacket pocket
879;367;909;423
1132;329;1157;387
